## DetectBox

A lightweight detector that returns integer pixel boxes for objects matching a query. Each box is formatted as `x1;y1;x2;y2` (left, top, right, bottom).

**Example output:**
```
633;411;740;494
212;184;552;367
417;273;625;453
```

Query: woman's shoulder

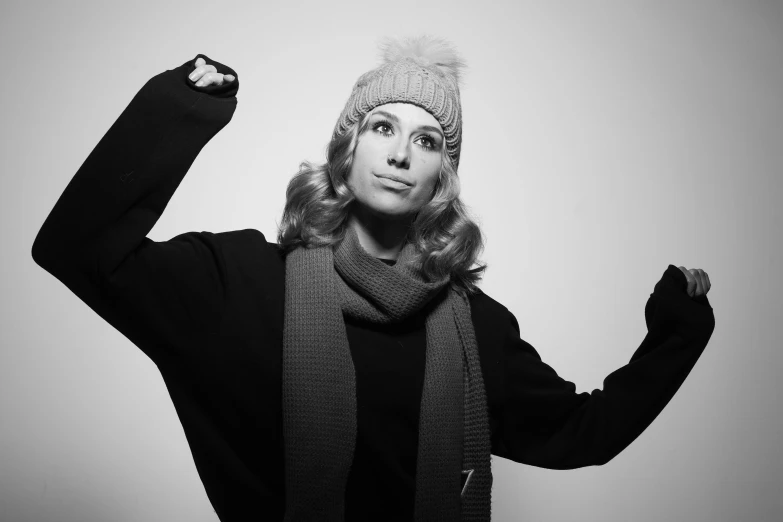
208;228;287;272
468;287;519;333
468;287;509;314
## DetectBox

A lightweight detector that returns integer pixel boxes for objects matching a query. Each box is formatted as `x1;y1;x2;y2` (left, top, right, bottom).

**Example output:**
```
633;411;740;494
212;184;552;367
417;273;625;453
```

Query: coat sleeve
494;264;716;469
31;54;241;364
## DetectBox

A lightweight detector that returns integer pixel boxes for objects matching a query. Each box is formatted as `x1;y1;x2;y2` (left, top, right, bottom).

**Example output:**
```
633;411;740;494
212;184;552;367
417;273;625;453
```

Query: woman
32;36;714;522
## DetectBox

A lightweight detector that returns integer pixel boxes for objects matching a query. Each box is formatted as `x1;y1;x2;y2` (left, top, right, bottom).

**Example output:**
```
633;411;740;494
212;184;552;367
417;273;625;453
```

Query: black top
31;53;716;522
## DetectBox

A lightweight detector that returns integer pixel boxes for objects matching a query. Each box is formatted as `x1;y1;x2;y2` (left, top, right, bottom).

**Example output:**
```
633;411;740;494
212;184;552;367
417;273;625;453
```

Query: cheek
354;135;384;162
348;140;378;180
346;150;367;189
417;160;442;196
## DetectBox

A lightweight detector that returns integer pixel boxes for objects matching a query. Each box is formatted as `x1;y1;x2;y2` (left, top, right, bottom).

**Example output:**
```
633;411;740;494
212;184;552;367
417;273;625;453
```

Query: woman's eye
417;136;436;150
374;123;393;136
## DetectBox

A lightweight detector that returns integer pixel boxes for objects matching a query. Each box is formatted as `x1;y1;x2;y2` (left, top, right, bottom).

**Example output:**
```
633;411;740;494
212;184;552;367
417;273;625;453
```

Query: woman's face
346;102;444;220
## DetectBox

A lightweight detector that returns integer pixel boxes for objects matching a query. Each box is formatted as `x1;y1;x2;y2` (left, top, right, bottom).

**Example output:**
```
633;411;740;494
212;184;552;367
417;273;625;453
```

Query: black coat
32;54;716;521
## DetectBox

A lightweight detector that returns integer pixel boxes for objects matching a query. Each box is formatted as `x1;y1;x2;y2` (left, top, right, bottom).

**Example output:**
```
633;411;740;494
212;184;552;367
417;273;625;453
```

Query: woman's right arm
32;54;240;364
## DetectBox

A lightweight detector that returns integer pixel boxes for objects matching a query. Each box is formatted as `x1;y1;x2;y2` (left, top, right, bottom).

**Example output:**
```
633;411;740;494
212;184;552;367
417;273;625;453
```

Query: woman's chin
357;201;416;222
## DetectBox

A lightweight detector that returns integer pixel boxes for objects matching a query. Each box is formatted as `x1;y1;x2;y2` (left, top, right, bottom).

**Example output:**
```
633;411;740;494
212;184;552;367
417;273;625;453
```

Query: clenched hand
188;57;235;87
677;267;711;298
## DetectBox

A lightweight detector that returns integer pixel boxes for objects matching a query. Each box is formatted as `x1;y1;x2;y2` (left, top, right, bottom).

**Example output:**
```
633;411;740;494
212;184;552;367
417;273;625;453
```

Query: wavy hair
277;112;487;293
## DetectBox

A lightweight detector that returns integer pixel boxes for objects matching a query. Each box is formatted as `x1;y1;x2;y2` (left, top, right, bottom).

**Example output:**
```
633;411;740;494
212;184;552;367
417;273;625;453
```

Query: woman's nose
387;143;410;168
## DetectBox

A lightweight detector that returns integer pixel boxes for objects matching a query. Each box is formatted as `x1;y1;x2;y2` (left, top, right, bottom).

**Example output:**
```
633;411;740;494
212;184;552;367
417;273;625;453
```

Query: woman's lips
374;172;413;189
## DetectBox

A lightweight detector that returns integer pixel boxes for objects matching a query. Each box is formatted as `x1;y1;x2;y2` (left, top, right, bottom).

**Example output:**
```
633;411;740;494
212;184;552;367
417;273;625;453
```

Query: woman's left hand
677;267;711;298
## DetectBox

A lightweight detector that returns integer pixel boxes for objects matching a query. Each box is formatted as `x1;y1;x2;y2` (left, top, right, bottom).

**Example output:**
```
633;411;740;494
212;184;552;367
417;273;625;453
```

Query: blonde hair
278;112;486;293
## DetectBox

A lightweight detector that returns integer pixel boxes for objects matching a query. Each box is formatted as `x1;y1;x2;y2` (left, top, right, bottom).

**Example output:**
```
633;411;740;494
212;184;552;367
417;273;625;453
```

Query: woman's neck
348;209;411;260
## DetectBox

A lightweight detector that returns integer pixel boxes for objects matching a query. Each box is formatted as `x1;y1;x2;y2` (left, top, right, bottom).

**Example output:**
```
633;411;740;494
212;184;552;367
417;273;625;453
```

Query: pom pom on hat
379;35;466;85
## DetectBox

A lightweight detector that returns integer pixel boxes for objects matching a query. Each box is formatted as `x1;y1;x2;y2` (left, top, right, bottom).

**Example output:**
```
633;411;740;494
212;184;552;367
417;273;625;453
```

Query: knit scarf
282;226;492;521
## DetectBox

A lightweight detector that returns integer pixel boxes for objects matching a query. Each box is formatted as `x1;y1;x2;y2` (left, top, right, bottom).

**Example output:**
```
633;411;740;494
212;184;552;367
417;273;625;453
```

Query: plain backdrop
3;1;782;521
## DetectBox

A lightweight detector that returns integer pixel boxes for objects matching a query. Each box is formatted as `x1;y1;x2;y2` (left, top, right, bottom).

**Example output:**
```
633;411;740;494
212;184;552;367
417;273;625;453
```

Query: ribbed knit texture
282;226;492;521
332;57;463;168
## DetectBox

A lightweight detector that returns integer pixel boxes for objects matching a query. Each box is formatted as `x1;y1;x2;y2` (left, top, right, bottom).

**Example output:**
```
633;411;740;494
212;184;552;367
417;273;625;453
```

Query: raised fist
677;267;711;298
188;57;235;88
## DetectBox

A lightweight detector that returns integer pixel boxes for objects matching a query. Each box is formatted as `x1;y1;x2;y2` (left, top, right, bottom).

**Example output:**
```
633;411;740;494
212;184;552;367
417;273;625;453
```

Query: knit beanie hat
332;35;466;169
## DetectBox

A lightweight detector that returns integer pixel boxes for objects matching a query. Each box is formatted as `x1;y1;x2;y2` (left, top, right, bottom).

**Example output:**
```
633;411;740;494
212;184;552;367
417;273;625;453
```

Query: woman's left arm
493;264;715;469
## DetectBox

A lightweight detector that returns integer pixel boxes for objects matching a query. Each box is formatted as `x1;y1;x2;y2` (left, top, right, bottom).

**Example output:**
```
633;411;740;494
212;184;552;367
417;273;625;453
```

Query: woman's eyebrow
418;125;444;139
371;110;444;139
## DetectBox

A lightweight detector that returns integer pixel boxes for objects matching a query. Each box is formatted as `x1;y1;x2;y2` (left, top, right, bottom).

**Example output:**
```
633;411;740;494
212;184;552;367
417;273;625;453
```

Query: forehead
369;102;442;131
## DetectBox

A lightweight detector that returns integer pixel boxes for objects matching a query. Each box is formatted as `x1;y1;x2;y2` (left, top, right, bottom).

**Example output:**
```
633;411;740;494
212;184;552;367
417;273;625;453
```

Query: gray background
3;1;782;521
